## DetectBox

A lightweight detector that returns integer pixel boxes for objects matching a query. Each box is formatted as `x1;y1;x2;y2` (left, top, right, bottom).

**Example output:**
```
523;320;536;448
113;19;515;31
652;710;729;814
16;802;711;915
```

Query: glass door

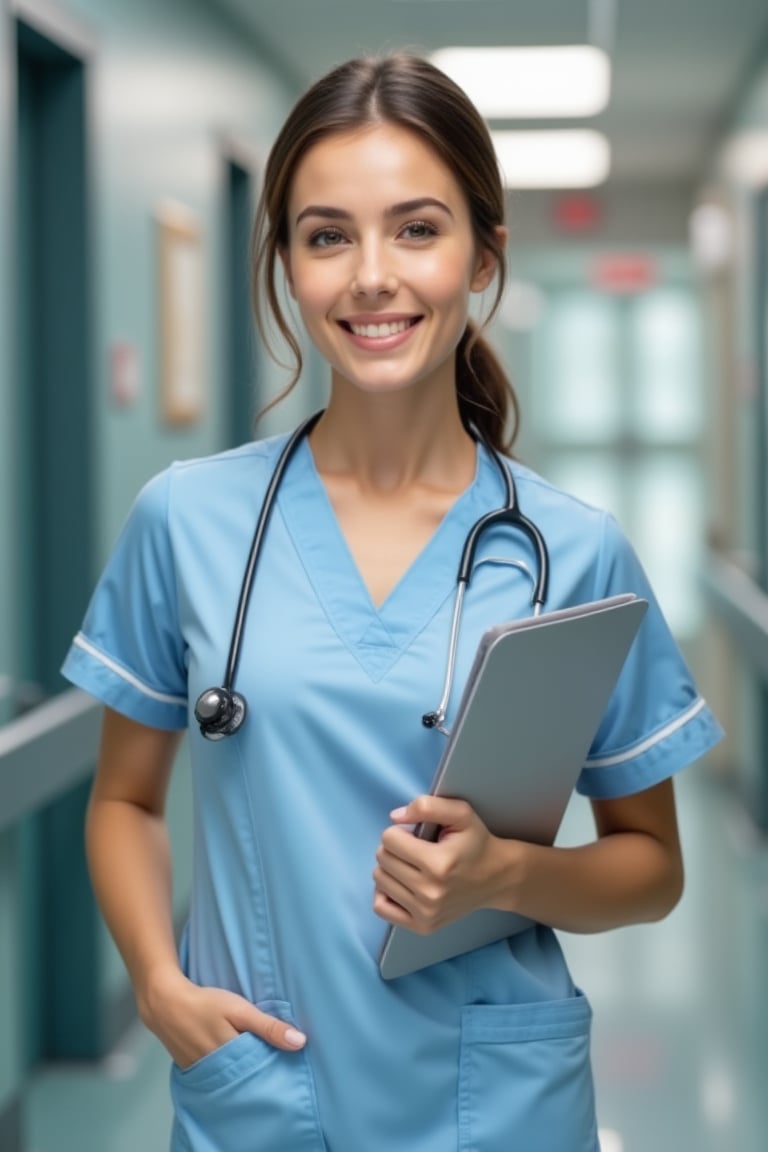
529;283;707;650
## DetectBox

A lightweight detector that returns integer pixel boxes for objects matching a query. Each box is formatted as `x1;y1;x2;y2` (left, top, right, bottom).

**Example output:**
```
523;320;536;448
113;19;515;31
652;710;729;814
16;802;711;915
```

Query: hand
139;966;307;1069
372;795;508;934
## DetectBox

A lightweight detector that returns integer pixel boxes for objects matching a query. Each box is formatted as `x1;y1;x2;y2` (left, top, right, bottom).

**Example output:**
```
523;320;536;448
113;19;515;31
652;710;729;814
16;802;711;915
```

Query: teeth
349;319;412;338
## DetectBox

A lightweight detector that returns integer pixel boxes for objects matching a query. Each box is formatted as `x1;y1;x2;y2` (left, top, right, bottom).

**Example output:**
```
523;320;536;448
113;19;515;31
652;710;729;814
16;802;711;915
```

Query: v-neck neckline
277;436;491;681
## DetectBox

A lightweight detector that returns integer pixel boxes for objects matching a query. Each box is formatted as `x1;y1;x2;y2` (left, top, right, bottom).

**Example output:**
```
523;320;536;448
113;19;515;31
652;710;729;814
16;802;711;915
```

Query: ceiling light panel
430;46;611;118
491;129;611;188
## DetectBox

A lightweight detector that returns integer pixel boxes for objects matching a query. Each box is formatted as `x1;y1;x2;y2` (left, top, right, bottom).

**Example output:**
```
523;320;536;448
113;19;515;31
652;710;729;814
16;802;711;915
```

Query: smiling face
281;122;500;402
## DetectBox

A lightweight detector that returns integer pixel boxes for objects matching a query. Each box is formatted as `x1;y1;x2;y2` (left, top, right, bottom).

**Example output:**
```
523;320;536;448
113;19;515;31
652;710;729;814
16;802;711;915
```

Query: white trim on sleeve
583;697;707;768
73;633;187;706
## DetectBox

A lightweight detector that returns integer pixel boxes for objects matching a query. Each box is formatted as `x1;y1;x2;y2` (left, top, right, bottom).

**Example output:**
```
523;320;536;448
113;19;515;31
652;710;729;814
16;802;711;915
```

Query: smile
341;317;421;338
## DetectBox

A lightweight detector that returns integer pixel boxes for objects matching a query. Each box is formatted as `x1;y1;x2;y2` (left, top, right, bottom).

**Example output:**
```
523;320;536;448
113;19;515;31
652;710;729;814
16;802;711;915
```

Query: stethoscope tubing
421;443;549;732
223;409;324;691
195;409;549;740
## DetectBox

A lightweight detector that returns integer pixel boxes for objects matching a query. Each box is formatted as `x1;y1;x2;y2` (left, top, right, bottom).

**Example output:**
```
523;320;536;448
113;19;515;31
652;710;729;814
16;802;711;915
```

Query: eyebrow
294;197;454;227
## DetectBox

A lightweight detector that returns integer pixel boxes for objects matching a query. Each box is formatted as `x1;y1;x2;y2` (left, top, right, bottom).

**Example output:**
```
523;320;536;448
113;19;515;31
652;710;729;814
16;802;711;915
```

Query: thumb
227;995;307;1051
392;795;474;829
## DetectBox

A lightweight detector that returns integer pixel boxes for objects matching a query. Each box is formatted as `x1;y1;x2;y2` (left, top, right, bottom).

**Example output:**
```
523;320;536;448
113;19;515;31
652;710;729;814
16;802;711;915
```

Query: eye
308;227;347;248
399;220;439;241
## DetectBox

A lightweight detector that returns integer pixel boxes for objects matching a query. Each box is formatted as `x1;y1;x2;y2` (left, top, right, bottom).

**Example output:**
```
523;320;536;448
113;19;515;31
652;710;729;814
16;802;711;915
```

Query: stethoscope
194;410;549;740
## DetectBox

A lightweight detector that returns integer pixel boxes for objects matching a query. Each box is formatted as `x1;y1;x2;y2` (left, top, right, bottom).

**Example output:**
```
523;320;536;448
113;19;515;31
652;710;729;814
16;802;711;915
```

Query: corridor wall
0;0;303;1141
698;41;768;826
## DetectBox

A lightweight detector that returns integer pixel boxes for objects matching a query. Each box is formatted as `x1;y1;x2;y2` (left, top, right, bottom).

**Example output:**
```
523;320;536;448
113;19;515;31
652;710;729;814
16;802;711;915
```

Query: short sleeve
576;513;723;798
60;469;188;730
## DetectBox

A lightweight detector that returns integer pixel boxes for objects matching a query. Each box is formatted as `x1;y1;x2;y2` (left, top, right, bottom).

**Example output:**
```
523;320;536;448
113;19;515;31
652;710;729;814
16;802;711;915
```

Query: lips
339;316;422;338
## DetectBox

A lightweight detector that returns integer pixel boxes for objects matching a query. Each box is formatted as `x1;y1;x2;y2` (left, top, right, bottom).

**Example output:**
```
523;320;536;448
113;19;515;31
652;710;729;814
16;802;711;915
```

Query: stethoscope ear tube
421;437;549;732
465;431;548;609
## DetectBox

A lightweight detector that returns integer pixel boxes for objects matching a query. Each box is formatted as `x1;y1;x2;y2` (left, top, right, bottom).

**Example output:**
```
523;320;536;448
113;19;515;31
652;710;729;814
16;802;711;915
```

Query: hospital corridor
2;1;768;1150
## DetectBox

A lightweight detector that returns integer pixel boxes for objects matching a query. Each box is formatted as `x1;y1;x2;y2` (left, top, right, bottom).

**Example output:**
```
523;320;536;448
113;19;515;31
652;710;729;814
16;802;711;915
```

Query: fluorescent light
689;202;733;271
720;130;768;186
492;129;610;188
430;46;611;118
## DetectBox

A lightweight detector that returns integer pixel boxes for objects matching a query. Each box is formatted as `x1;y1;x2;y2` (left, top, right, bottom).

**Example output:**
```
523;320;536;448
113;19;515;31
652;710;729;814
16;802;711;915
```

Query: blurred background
1;1;768;1149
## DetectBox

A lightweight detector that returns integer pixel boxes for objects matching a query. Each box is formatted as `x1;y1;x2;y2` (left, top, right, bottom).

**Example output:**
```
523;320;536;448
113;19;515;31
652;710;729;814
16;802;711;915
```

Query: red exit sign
591;254;657;293
553;194;602;233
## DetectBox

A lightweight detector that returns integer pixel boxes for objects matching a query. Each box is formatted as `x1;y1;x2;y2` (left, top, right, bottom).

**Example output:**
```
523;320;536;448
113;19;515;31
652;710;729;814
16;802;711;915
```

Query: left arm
373;779;684;936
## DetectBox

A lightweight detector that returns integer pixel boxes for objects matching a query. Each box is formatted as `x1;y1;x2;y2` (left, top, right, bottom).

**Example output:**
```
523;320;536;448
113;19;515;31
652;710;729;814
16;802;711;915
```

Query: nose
350;238;397;297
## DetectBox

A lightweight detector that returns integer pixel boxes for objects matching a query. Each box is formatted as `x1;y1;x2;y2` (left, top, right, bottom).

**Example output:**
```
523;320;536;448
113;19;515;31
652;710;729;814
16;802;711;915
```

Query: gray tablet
378;594;648;980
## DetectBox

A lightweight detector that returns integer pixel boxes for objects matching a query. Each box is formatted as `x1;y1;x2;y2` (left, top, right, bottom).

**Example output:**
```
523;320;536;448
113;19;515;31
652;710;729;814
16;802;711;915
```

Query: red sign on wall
553;194;602;234
591;254;657;294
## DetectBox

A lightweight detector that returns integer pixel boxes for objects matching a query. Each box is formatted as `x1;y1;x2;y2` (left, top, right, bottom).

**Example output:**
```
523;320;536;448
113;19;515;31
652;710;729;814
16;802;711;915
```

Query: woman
62;53;722;1152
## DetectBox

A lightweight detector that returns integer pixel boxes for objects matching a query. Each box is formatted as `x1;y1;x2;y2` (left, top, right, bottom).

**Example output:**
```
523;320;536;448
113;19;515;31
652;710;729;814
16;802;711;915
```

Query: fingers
148;980;307;1068
373;844;454;931
378;801;473;876
377;832;425;872
227;998;306;1051
374;797;496;934
372;872;447;934
390;795;474;830
376;844;421;884
372;888;428;932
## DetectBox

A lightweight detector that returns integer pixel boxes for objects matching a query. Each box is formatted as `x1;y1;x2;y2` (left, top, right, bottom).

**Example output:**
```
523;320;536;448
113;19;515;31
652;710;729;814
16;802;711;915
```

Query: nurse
62;53;723;1152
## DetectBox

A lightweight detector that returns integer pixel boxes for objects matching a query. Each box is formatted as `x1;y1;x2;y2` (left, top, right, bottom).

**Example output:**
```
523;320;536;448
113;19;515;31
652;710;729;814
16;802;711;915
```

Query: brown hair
251;52;519;453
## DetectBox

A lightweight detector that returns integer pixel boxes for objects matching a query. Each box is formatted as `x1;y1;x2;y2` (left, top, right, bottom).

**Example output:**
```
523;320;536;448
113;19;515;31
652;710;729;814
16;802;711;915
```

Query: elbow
670;855;685;910
647;854;685;922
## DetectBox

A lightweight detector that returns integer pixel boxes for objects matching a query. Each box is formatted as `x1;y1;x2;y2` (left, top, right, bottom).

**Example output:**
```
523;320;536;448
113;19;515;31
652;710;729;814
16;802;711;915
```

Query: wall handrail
701;550;768;684
0;688;101;831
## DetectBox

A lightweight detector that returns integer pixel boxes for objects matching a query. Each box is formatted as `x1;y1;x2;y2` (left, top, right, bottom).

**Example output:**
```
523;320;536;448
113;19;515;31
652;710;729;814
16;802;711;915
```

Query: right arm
86;708;307;1066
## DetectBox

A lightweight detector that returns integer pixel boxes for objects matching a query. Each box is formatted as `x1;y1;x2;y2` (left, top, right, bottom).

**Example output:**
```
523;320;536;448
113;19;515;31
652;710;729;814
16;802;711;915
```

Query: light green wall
728;60;768;820
60;0;301;561
708;52;768;555
0;0;308;1111
702;49;768;812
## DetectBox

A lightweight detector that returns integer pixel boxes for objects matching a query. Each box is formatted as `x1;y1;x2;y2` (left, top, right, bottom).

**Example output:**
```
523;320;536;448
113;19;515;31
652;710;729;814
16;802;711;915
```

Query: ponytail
456;320;520;455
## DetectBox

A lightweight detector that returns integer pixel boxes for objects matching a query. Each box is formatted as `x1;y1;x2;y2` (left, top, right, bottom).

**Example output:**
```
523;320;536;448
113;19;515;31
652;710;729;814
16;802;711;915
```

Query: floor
22;766;768;1152
563;768;768;1152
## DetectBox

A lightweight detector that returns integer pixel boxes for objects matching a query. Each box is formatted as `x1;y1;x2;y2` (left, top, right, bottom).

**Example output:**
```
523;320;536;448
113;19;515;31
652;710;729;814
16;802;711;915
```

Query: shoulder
509;460;606;521
167;434;289;495
501;456;614;548
132;434;291;524
481;452;635;595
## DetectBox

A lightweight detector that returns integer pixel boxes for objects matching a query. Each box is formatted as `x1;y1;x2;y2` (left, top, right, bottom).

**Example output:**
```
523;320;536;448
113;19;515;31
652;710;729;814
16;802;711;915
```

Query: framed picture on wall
156;200;205;424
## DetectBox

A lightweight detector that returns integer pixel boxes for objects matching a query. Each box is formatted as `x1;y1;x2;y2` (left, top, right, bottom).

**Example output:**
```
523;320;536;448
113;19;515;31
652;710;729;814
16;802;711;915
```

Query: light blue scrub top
62;433;723;1152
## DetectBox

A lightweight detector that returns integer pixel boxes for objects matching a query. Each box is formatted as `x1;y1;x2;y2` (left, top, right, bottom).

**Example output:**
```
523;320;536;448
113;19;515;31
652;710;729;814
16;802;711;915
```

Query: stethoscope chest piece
194;687;247;740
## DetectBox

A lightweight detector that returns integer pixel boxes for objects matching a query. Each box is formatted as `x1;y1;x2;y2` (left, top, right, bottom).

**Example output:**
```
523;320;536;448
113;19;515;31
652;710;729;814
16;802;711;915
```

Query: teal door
15;18;98;1063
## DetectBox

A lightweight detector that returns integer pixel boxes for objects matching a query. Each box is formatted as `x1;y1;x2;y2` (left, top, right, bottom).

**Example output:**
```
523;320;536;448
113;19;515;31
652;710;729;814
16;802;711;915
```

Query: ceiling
211;0;768;191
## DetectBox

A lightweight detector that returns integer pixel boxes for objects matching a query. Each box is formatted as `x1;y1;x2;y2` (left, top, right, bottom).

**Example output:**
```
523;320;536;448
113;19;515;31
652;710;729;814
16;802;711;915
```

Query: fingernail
390;807;407;819
285;1027;306;1048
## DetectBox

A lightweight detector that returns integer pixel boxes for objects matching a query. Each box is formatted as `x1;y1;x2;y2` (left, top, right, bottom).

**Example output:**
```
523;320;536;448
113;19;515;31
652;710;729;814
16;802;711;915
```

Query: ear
278;246;296;299
470;225;508;293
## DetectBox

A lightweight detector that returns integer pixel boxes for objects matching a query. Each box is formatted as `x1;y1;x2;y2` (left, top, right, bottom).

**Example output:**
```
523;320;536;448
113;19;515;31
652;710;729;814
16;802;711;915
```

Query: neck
309;390;476;495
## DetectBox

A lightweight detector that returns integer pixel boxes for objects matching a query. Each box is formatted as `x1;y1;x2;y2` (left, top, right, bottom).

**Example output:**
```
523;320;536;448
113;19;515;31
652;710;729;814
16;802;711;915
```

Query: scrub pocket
170;1000;327;1152
458;991;598;1152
